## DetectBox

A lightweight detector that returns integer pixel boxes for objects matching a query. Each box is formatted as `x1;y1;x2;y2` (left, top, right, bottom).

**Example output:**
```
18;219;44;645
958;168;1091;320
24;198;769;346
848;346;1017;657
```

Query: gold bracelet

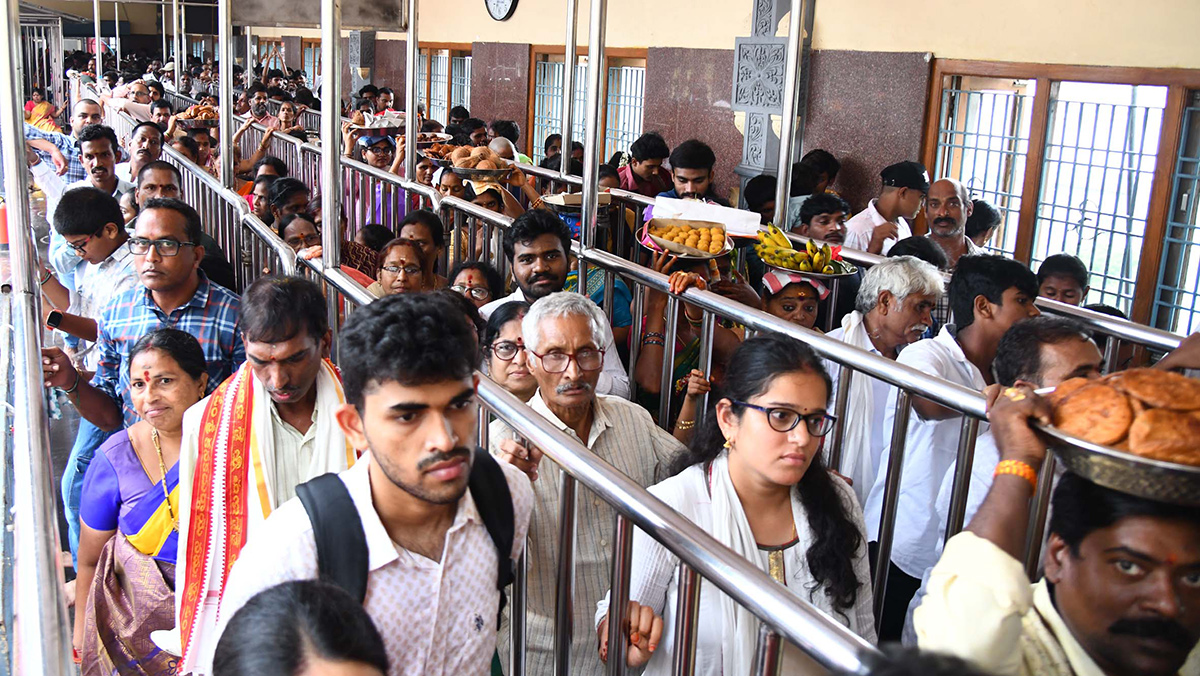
675;418;695;430
993;460;1038;490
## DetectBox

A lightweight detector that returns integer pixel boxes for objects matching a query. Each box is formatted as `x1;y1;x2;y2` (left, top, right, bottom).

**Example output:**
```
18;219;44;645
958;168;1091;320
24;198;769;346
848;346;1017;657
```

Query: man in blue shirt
23;98;104;184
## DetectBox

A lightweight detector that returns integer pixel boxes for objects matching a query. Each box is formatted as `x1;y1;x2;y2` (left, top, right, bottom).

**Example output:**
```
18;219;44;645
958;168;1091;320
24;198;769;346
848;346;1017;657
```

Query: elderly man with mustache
491;292;686;675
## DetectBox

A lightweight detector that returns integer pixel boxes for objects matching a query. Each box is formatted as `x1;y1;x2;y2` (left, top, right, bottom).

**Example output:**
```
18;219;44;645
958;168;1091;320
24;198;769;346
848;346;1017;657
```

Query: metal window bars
1153;89;1200;335
450;54;472;111
532;59;588;164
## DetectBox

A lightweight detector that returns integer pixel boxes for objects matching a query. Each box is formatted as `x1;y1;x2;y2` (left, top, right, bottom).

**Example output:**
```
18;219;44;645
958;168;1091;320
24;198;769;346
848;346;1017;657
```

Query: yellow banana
767;224;793;249
798;260;813;272
823;264;835;274
806;239;819;257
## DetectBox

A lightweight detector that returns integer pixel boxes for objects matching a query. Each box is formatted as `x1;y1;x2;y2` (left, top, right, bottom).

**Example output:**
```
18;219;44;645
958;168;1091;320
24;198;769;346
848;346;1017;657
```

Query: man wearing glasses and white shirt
490;292;685;675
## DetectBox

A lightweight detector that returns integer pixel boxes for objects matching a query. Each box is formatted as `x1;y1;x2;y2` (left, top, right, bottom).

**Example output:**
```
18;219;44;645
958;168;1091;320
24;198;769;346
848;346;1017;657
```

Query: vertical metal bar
873;390;912;630
671;563;702;676
824;278;840;332
553;473;578;676
658;297;679;428
509;552;528;676
1023;453;1057;579
113;2;121;71
627;283;643;399
173;0;182;88
217;0;233;189
93;0;103;74
161;7;168;72
1103;335;1119;375
477;405;488;448
404;0;419;185
1;0;74;669
560;0;577;178
696;312;715;423
943;416;980;541
606;514;634;676
771;0;807;230
578;0;607;284
827;366;854;473
752;626;785;676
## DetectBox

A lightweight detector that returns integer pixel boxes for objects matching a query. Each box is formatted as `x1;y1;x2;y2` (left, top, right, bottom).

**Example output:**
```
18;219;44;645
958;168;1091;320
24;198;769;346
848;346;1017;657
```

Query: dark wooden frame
921;59;1200;325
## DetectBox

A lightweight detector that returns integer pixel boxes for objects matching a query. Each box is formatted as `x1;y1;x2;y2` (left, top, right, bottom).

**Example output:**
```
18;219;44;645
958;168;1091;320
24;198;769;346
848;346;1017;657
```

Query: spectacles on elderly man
529;348;605;373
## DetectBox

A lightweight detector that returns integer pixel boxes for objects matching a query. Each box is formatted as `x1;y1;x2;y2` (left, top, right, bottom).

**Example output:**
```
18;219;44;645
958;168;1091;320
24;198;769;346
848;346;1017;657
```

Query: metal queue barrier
302;254;886;676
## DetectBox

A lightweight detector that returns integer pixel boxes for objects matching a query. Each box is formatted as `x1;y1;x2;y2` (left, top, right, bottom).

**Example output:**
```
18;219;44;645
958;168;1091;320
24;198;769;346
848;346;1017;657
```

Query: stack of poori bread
1048;368;1200;466
177;104;218;120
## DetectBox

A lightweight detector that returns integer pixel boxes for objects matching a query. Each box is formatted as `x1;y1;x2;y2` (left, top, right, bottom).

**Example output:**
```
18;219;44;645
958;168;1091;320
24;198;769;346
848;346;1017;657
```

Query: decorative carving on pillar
752;0;775;36
733;40;787;113
348;30;375;95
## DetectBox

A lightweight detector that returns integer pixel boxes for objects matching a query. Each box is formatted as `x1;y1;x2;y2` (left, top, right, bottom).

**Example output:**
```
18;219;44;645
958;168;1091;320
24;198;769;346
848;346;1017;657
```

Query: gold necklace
151;428;179;532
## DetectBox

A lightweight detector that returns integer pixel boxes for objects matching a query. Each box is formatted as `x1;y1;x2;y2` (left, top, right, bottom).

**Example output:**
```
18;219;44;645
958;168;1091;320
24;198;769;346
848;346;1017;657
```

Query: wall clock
486;0;517;21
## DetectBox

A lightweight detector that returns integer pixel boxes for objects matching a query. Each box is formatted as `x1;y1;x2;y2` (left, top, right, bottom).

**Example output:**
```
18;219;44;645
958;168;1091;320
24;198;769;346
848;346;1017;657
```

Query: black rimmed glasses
529;348;605;373
381;264;422;277
452;284;491;301
128;237;197;257
733;400;836;437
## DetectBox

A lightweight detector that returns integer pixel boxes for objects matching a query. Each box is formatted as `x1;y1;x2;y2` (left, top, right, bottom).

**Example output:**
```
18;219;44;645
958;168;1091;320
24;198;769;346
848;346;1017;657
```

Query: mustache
933;217;957;227
416;447;472;473
908;323;930;334
1109;617;1195;651
556;380;593;395
528;273;559;286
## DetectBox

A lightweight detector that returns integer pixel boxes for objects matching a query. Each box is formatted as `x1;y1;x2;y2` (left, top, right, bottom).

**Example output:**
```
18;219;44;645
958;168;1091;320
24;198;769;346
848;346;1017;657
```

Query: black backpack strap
468;448;516;626
296;472;370;604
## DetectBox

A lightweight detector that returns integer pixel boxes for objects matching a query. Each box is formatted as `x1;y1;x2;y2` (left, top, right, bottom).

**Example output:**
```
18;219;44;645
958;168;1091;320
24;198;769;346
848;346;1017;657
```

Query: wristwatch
46;310;63;330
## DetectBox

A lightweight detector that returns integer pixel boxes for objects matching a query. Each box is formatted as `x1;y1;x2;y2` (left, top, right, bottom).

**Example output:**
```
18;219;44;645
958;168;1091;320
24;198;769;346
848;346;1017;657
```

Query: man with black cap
845;160;930;255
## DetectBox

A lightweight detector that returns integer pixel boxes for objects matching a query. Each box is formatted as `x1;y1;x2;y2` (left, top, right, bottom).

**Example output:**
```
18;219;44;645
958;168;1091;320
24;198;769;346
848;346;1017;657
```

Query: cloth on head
761;269;829;300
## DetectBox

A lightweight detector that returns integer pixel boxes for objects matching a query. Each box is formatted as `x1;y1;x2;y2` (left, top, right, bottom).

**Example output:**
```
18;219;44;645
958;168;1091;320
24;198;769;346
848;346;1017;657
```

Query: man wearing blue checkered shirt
23;98;105;184
40;198;245;430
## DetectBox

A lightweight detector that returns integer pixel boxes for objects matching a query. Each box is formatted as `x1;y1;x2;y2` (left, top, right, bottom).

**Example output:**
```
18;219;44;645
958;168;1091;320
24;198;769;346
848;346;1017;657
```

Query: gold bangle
675;419;695;430
994;460;1037;490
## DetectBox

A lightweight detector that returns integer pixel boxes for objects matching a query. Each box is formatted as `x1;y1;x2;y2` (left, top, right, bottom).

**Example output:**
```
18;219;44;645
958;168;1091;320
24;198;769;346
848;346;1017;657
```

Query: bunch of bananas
753;225;850;274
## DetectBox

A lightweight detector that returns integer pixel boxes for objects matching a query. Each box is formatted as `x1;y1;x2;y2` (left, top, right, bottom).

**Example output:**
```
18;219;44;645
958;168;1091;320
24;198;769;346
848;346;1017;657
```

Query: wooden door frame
418;42;471;121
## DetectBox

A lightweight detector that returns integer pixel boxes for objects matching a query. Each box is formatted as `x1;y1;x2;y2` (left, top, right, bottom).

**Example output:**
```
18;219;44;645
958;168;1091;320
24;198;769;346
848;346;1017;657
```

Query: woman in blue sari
75;329;209;675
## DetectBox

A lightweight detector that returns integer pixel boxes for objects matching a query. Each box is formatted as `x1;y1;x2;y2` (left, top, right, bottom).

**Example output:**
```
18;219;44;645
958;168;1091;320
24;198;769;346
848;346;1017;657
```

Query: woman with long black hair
596;333;876;674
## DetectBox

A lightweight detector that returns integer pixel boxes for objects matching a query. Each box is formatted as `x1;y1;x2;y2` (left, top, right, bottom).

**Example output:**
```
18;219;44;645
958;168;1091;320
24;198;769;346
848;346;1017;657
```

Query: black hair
269;177;311;209
1050;471;1200;556
833;645;995;676
172;135;200;159
948;254;1039;331
239;275;329;344
128;328;208;381
543;133;562;154
800;149;840;183
358;224;396;252
252;155;289;178
571;141;584;153
212;580;388;676
483;300;531;348
266;68;285;80
187;127;214;145
449;105;471;120
675;333;862;611
965;198;1002;240
247;81;268;96
462;117;487;134
607;152;625;168
450;260;505;300
76;124;119;151
137;160;182;188
29;86;45;98
275;212;317;241
141;197;203;244
993;317;1092;388
356;84;378;97
1037;253;1090;290
743;174;776;211
398;208;446;249
377;86;394;96
130;120;164;141
431;288;485;349
151;99;172;112
53;187;124;237
339;292;480;408
799;193;851;226
597;163;619;184
266;86;291;101
253;174;280;193
351;97;373;113
294;89;317;108
789;161;821;197
887;236;949;271
490;119;520;144
503;209;572;263
668;139;716;172
630;132;670;162
420;119;444;132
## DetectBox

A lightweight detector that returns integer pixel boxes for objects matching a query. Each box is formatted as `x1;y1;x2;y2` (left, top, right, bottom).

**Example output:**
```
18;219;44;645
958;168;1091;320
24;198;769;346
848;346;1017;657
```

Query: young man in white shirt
844;161;929;255
863;254;1041;641
207;293;534;676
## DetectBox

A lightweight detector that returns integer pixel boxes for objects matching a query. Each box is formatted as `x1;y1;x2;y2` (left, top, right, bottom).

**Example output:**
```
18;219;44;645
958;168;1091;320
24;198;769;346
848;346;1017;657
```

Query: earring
723;438;733;450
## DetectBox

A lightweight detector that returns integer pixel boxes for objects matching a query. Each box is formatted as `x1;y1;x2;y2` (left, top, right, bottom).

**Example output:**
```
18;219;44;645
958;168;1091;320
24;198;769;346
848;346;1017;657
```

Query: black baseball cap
880;161;930;193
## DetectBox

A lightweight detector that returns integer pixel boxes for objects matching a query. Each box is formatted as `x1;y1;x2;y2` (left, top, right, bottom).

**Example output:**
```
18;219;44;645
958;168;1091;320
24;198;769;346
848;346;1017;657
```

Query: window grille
1153;90;1200;333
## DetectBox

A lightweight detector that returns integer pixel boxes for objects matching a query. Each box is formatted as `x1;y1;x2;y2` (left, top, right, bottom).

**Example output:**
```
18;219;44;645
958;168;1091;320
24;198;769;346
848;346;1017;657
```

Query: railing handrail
241;212;300;276
577;245;991;419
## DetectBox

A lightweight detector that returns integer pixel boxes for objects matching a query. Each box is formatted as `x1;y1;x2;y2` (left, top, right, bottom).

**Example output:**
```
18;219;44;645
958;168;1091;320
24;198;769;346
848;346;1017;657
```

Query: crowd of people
18;49;1200;676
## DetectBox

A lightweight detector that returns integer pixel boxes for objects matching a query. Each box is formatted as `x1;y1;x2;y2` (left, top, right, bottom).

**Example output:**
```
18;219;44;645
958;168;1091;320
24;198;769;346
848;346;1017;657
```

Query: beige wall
29;0;164;36
811;0;1200;69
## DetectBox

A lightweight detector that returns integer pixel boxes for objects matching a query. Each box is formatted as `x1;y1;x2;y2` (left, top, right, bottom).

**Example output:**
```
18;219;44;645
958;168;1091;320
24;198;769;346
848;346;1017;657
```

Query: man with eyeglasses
491;292;685;676
40;198;245;436
99;80;156;123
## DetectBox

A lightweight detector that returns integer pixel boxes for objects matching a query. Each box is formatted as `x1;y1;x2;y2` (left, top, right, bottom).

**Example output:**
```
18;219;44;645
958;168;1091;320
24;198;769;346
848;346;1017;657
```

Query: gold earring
723;439;732;450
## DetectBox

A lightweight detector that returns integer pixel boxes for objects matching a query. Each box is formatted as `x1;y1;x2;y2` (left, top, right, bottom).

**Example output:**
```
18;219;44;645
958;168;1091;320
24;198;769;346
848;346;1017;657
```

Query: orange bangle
994;460;1038;490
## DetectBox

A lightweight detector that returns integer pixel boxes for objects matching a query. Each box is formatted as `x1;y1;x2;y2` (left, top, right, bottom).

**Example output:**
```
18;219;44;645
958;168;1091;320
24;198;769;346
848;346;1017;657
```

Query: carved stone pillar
731;0;790;204
348;30;375;94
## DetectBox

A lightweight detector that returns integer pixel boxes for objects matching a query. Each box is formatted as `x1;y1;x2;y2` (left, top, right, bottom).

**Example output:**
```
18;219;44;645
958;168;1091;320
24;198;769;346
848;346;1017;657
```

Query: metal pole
606;515;634;676
320;0;343;269
576;0;606;285
872;390;912;630
93;0;103;76
1024;454;1057;579
696;313;715;423
771;0;809;230
113;2;121;72
403;0;418;183
1;0;75;669
752;626;785;676
828;366;854;473
173;0;182;88
553;473;578;676
559;0;577;178
509;553;528;676
658;297;679;428
671;563;702;676
217;0;233;188
943;416;980;541
161;7;167;66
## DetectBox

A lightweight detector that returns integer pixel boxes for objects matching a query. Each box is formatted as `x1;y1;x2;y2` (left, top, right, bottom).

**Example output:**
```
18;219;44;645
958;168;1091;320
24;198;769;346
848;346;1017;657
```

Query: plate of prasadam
1037;368;1200;506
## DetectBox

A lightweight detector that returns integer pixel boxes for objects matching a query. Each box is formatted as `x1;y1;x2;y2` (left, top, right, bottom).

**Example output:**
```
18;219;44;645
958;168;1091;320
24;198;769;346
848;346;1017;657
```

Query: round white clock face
486;0;517;21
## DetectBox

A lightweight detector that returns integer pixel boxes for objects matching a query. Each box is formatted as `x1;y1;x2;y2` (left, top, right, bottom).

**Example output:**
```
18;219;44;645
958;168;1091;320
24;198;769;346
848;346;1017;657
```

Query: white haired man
490;291;686;675
824;256;944;504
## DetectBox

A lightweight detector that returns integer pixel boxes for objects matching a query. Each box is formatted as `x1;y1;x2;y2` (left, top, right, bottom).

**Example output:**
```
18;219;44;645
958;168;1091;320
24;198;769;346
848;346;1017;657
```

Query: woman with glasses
367;238;430;297
449;260;504;310
482;301;536;402
75;329;209;672
597;333;876;674
275;213;323;260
